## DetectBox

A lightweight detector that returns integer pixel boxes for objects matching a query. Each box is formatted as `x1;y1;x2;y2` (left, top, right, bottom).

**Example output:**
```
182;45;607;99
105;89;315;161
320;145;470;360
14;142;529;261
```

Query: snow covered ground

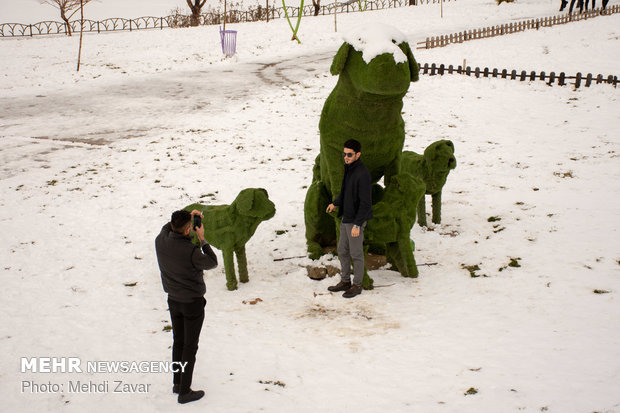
1;0;619;412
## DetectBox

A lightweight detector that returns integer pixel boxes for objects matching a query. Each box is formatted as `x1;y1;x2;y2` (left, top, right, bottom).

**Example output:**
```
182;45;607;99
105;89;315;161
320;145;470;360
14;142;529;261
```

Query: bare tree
186;0;207;26
41;0;94;36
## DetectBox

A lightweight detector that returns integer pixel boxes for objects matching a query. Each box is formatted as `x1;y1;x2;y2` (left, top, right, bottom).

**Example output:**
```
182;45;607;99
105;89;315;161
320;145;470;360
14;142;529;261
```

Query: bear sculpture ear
330;43;351;76
236;189;255;216
402;42;420;83
236;188;275;219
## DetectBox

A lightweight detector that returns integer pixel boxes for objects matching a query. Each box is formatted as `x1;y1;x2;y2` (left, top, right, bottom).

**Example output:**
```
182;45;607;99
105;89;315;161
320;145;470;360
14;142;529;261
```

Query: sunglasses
343;152;356;158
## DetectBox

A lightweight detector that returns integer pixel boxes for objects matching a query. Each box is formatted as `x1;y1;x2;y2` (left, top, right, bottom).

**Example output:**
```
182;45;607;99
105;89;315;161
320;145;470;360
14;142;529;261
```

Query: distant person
326;139;373;298
560;0;583;13
155;209;218;404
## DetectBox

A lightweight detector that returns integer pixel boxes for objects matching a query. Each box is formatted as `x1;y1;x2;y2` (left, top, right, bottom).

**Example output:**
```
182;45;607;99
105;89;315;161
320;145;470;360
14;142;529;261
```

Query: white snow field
1;0;619;412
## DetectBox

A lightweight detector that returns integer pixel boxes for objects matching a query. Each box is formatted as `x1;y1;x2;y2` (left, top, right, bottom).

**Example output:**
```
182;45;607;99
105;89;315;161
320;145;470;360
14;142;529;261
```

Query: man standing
155;209;218;404
326;139;373;298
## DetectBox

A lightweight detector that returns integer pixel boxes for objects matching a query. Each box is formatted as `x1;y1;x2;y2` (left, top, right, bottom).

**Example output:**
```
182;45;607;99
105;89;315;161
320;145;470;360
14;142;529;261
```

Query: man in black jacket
326;139;373;298
155;209;218;404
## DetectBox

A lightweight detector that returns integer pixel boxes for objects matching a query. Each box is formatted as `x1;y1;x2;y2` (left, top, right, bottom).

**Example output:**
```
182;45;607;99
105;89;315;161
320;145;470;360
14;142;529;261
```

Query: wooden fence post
549;72;556;85
510;70;517;80
540;71;546;81
575;72;582;88
585;73;593;87
558;72;566;86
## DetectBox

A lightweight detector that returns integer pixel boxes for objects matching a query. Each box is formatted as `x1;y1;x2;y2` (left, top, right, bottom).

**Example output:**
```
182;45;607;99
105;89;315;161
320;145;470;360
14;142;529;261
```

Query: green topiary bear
304;24;420;287
365;173;426;277
401;140;457;227
185;188;276;291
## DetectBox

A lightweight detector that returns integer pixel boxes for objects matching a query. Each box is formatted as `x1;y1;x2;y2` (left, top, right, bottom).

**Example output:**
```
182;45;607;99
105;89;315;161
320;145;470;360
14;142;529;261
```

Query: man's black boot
328;280;351;292
343;284;362;298
178;389;205;404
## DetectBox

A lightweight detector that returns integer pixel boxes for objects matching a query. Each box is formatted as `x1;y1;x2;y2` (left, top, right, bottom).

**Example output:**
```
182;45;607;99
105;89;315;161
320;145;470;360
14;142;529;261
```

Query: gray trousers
338;222;366;287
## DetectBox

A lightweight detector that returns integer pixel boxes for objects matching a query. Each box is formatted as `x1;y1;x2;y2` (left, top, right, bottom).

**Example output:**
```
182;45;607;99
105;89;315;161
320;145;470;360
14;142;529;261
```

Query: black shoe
343;284;362;298
328;280;351;292
173;384;179;394
178;389;205;404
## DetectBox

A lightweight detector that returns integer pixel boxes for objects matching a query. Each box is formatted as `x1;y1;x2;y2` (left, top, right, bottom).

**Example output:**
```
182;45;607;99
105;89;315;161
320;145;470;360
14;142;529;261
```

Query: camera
193;215;202;230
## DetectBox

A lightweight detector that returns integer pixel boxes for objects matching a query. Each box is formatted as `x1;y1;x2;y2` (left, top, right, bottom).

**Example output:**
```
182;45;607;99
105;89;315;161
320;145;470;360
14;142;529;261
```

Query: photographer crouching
155;209;218;404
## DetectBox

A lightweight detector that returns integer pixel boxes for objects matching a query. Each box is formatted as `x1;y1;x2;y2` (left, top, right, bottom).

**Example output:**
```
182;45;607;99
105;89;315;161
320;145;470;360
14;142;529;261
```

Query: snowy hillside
1;0;619;412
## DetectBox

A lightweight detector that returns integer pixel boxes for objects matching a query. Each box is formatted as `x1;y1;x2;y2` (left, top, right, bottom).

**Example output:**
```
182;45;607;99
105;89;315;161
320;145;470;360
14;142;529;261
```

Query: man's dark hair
343;139;362;153
171;210;192;233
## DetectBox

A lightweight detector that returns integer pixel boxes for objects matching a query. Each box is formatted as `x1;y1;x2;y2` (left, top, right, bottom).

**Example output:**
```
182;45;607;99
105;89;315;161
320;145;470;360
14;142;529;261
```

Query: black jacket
155;223;218;303
333;159;373;226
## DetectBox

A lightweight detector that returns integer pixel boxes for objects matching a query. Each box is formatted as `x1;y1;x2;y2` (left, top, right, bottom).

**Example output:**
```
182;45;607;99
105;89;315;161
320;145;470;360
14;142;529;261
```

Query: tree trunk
187;0;206;26
61;9;72;36
312;0;321;15
190;8;201;26
77;0;84;71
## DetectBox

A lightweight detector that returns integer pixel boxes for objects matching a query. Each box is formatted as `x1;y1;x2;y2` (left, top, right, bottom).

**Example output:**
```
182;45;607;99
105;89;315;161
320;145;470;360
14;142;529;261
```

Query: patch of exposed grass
499;257;521;272
462;264;486;278
464;387;478;395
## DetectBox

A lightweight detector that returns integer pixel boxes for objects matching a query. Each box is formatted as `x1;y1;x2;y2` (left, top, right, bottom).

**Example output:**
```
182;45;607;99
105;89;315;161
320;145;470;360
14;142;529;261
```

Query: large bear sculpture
304;23;422;288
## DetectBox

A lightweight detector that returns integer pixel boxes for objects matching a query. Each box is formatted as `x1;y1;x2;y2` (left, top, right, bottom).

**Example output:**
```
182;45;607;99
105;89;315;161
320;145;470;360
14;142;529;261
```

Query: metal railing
0;0;455;37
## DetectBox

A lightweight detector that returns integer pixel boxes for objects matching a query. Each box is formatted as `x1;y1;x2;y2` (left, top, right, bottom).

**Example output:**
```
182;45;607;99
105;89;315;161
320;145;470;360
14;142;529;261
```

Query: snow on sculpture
185;188;276;291
304;23;421;288
401;140;457;227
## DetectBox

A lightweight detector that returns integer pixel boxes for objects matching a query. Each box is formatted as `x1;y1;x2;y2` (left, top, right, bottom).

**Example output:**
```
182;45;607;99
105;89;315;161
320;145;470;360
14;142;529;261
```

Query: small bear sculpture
401;140;456;227
365;173;426;277
185;188;276;291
